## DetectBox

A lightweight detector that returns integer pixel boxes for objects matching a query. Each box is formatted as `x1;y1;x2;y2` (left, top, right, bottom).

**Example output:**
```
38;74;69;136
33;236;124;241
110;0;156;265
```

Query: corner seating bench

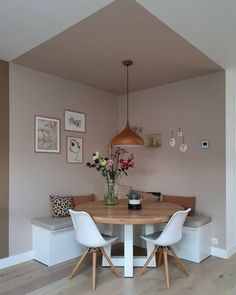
173;213;212;263
31;194;94;266
160;195;212;263
32;194;212;266
32;216;83;266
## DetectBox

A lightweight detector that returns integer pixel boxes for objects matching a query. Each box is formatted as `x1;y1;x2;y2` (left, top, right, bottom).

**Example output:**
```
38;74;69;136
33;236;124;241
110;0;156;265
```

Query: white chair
138;208;191;288
69;210;121;290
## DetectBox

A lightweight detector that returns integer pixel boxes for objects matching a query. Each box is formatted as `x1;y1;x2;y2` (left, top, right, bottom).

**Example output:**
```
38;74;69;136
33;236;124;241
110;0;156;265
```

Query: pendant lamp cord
126;64;129;123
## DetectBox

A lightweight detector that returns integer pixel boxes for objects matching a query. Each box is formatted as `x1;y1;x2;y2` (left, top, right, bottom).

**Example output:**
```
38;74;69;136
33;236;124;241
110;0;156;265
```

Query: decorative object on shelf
64;109;86;132
127;190;142;210
112;60;144;146
144;133;162;148
66;136;83;163
180;136;188;152
86;141;135;205
35;115;60;153
169;130;176;147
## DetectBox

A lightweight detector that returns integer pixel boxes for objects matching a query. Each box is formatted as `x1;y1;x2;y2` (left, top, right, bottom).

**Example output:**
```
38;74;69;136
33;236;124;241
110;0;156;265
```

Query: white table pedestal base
102;224;156;277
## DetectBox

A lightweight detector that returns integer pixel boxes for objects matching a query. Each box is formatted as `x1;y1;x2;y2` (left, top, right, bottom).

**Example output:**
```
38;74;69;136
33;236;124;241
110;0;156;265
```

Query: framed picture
67;136;83;163
64;110;86;132
35;116;60;153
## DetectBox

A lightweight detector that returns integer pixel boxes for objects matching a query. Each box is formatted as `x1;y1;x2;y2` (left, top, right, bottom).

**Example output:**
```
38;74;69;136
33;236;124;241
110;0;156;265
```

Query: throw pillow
72;194;95;208
135;191;161;200
50;195;73;218
162;195;196;216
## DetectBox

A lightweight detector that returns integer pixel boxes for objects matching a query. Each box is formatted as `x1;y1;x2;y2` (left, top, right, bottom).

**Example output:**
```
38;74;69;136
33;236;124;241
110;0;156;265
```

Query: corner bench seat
32;216;73;231
32;216;84;266
184;214;211;228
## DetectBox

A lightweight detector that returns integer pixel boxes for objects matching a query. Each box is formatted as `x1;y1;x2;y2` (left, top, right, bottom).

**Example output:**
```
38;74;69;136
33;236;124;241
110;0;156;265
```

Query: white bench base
173;222;212;263
32;225;85;266
134;221;212;263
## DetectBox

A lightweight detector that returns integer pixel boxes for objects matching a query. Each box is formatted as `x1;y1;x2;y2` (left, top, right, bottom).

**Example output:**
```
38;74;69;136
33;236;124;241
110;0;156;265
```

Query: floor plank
0;245;236;295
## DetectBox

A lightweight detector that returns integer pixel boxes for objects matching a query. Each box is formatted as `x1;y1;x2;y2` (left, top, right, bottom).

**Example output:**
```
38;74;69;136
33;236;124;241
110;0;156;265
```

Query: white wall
119;71;226;249
225;70;236;256
9;64;118;255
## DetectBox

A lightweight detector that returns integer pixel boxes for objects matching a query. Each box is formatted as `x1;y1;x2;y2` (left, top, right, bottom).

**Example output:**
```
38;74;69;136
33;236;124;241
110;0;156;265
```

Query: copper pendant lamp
112;60;144;146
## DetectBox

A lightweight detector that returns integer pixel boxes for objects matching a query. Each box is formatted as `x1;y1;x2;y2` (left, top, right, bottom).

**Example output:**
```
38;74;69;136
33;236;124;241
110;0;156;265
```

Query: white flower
93;151;100;160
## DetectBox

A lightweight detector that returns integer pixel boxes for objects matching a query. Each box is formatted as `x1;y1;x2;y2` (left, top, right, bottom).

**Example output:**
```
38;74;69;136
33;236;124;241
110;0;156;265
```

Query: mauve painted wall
9;64;118;255
119;71;226;249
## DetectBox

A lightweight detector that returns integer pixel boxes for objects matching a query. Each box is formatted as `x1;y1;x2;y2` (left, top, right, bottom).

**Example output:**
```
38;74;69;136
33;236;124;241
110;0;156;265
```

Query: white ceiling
0;0;113;61
137;0;236;70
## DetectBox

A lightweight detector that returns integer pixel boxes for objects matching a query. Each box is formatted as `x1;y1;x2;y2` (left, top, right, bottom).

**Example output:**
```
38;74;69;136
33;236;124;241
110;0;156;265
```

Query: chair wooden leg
100;247;121;278
69;248;90;279
163;247;170;289
169;246;189;277
92;249;97;291
157;247;163;266
138;246;159;277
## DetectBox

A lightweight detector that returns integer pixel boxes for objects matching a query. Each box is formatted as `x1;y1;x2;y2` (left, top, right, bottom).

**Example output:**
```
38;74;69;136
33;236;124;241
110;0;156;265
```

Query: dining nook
1;1;236;294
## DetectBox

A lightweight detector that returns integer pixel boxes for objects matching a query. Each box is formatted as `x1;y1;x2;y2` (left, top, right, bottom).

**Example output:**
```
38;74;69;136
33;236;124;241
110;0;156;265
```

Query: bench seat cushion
184;214;211;228
32;216;73;231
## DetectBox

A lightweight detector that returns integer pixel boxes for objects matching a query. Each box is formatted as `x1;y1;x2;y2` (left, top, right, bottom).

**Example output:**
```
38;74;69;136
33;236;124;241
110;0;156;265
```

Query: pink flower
107;159;114;166
120;159;129;169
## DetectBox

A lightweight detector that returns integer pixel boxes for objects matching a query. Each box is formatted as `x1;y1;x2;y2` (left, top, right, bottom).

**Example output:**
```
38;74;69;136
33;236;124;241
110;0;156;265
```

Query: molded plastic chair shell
69;209;118;248
142;208;191;246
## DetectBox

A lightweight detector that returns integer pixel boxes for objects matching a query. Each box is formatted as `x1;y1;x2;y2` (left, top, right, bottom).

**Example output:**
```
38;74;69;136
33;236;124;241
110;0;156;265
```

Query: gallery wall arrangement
34;110;86;163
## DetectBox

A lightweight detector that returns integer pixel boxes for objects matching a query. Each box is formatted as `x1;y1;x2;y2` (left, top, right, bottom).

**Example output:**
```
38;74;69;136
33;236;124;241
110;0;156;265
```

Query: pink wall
119;71;226;248
9;64;118;255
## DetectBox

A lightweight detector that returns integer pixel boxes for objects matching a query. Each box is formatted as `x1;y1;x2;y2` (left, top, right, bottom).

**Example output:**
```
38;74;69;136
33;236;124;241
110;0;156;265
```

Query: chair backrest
69;209;106;248
156;208;191;246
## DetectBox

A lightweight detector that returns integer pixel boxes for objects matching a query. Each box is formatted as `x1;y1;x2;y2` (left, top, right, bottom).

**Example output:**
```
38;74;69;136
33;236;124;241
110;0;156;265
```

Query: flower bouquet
87;141;134;205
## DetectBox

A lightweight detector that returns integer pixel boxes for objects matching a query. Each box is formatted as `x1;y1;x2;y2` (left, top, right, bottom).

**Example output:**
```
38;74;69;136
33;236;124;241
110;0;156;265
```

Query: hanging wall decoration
169;130;176;147
169;128;188;152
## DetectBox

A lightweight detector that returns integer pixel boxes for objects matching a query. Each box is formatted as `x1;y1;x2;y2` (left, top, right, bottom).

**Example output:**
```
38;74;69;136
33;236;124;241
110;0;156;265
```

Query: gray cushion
184;214;211;228
31;216;73;231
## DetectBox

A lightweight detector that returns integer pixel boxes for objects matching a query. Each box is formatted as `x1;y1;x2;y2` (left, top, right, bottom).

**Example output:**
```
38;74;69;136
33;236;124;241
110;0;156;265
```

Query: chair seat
141;231;162;243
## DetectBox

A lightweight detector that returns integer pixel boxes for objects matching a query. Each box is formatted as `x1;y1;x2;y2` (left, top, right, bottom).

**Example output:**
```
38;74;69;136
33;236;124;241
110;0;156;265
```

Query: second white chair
69;209;121;290
138;208;191;288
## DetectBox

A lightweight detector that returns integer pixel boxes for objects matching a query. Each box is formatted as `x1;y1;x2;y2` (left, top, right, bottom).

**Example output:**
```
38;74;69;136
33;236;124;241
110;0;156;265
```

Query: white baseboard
0;251;34;269
211;244;236;259
211;247;228;259
226;244;236;258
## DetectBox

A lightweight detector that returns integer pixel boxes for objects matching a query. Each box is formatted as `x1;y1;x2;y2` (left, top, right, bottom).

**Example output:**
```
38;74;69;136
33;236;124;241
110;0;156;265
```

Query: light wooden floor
1;245;236;295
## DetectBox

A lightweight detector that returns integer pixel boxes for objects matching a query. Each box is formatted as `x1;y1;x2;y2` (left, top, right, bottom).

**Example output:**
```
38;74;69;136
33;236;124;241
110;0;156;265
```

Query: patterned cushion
49;195;73;218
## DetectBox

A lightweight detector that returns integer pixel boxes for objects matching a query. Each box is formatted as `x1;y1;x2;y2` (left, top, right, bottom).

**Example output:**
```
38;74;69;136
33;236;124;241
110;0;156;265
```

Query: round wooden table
76;199;183;277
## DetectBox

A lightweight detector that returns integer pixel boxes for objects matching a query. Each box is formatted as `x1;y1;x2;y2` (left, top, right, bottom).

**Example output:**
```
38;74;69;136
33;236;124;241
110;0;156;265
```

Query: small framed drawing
67;136;83;163
35;115;60;153
64;110;86;132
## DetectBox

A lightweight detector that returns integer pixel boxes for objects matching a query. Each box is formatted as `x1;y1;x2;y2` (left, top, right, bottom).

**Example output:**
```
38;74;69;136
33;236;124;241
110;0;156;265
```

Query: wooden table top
75;199;183;225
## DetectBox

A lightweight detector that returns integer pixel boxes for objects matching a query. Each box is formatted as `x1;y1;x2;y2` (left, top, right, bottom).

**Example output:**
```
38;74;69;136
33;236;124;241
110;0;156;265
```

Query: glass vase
104;179;118;205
